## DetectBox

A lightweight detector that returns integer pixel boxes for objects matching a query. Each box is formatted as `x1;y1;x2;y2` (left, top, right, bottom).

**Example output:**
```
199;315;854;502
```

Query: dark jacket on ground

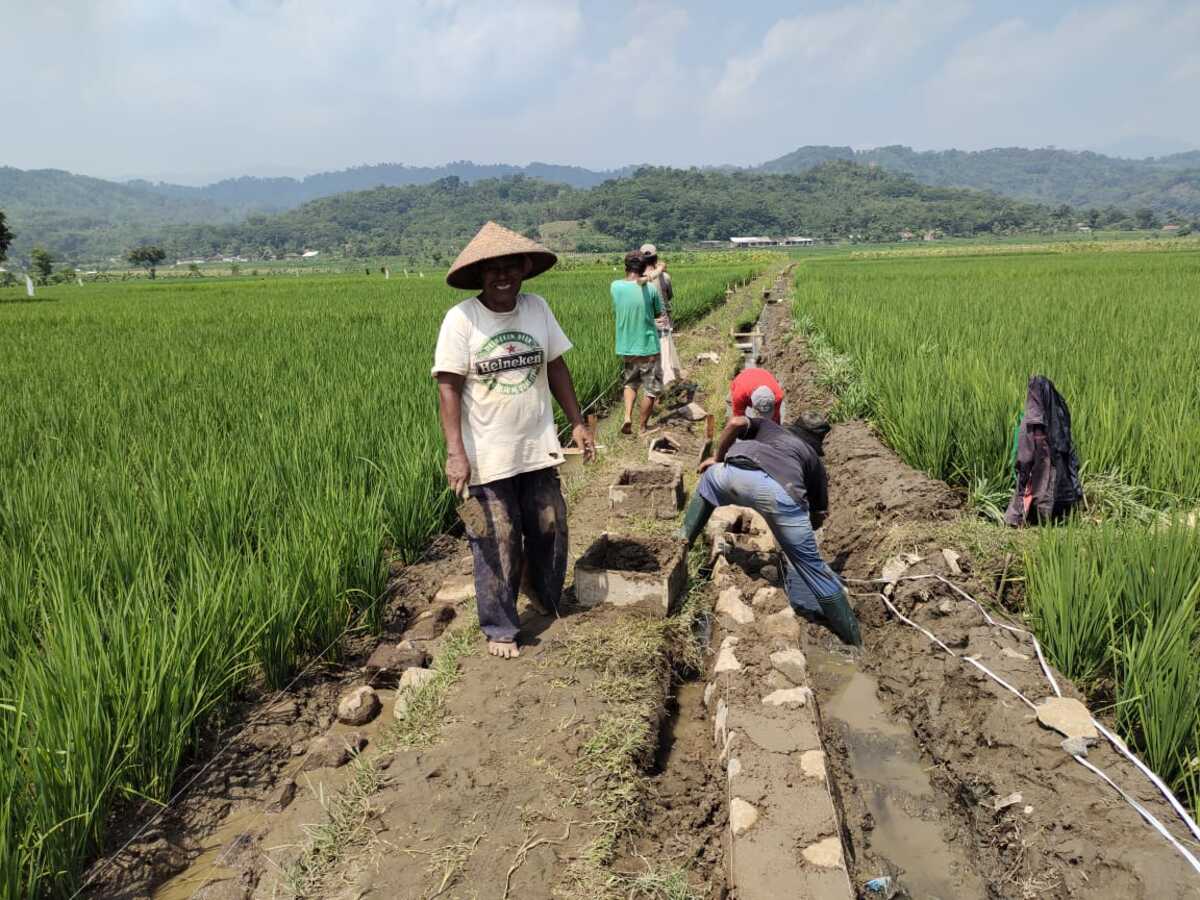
726;417;829;525
1004;375;1082;526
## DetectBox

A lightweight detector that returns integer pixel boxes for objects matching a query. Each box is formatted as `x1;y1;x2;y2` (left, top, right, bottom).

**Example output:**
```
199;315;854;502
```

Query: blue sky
3;0;1198;183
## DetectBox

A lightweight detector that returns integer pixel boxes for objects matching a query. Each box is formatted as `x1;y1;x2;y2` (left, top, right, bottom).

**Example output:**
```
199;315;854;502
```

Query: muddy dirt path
760;298;1200;898
84;269;780;900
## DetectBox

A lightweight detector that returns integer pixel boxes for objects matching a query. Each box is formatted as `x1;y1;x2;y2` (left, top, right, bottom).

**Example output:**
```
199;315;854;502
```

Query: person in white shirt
433;222;594;659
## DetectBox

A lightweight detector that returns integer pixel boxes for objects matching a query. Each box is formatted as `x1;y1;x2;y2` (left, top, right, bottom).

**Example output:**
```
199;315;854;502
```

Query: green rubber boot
817;588;863;647
677;493;715;547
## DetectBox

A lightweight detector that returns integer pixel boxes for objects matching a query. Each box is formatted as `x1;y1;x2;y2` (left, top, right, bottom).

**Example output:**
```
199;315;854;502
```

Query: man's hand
446;451;471;496
697;457;717;474
571;422;596;462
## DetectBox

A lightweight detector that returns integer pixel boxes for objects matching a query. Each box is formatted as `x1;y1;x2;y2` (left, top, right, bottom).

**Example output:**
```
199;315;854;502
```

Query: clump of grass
1024;522;1200;818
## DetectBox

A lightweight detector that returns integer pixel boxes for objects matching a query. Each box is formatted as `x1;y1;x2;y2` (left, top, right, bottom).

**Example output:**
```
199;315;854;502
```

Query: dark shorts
621;354;663;398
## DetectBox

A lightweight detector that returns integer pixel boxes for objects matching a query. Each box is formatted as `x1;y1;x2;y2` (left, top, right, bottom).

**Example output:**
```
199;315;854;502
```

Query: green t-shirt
611;279;662;357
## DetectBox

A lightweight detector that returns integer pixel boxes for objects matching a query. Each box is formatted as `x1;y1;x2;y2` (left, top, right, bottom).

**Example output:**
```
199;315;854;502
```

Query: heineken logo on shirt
474;330;544;394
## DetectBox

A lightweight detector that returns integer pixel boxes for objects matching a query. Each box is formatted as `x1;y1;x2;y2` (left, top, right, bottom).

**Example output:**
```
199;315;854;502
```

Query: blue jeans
698;463;841;613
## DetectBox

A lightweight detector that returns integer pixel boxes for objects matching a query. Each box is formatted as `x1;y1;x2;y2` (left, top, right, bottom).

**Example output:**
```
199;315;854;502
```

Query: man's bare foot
487;640;521;659
621;421;633;435
525;596;552;616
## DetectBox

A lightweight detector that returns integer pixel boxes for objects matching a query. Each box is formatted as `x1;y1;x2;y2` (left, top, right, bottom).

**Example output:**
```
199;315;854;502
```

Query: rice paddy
0;261;757;899
793;248;1200;819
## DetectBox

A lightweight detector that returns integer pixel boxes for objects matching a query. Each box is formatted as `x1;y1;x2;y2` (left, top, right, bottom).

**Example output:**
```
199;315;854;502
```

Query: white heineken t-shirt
432;293;573;486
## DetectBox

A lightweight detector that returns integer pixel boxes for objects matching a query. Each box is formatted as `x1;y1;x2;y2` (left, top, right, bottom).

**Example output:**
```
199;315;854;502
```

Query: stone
265;778;297;813
729;798;759;836
727;757;742;779
711;555;734;585
942;548;963;575
301;732;367;771
1061;736;1091;757
680;402;708;421
716;587;756;625
762;687;813;708
759;564;781;586
714;699;729;748
434;577;474;603
703;681;716;708
935;599;955;616
714;645;742;673
407;604;457;639
799;750;826;780
393;666;439;719
1036;697;1098;741
762;607;801;643
1001;647;1031;661
881;553;922;585
719;731;738;763
801;836;844;869
770;648;808;684
336;685;381;726
992;791;1023;811
695;351;721;364
363;643;431;685
751;586;785;611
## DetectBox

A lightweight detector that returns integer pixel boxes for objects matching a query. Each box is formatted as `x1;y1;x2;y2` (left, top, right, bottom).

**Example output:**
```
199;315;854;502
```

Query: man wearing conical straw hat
433;222;595;659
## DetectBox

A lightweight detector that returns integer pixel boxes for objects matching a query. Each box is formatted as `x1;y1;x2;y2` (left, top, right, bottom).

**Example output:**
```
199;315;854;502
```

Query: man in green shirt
611;250;664;434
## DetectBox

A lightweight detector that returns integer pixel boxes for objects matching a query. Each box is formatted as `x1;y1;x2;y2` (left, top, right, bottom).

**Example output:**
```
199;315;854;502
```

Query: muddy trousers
466;467;568;643
697;463;841;611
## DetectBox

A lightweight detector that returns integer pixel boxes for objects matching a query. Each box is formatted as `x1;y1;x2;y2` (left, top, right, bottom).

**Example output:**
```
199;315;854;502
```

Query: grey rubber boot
817;588;863;647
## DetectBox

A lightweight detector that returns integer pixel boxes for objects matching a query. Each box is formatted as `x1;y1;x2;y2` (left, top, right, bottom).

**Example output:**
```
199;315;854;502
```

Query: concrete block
573;534;687;615
609;464;685;519
646;434;683;465
802;836;845;869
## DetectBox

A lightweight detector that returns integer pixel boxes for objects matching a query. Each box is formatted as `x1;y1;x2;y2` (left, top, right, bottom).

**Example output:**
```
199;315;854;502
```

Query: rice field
793;249;1200;818
0;261;758;899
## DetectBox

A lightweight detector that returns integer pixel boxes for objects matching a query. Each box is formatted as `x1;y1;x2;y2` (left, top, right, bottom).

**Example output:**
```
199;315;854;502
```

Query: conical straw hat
445;221;557;290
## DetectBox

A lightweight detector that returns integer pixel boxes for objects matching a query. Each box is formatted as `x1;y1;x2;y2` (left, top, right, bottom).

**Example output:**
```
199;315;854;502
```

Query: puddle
809;648;986;899
152;805;262;900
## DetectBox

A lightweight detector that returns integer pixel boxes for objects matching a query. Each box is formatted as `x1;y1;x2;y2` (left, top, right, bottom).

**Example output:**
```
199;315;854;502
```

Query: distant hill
160;163;1067;260
0;161;630;261
130;161;631;213
756;145;1200;217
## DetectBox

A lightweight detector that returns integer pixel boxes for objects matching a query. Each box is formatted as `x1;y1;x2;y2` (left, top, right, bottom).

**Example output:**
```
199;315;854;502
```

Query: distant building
779;236;815;246
899;229;916;241
729;236;777;247
1075;223;1092;232
301;249;320;258
1162;223;1180;232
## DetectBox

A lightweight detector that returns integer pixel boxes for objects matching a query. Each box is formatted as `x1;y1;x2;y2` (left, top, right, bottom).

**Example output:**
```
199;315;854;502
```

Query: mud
615;465;680;486
578;534;679;573
760;299;1200;898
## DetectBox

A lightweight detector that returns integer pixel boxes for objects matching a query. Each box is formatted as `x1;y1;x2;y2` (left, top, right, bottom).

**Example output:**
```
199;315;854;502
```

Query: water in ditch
808;647;987;899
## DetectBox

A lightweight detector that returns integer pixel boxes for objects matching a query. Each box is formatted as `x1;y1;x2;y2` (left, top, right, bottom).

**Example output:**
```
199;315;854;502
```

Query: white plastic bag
659;330;680;387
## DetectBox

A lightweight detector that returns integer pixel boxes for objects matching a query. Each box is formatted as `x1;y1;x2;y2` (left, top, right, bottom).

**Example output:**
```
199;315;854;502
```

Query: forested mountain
132;160;631;213
161;163;1067;260
0;166;239;260
756;146;1200;217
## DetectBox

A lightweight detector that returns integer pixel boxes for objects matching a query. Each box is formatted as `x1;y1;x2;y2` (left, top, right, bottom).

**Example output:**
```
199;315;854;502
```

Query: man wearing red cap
730;367;784;424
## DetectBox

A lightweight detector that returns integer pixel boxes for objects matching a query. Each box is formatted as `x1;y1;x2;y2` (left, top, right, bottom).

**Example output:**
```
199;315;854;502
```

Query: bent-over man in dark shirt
678;386;861;645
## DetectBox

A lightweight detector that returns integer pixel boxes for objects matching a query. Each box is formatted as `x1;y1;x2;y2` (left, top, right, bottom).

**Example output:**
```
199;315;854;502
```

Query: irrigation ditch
80;264;1198;899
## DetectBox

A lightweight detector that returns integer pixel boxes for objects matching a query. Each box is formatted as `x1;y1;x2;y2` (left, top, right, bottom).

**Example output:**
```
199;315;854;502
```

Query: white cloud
708;0;969;120
923;1;1200;148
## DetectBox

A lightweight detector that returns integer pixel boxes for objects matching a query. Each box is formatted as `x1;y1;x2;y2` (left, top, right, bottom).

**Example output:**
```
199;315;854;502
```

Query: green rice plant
1024;523;1200;818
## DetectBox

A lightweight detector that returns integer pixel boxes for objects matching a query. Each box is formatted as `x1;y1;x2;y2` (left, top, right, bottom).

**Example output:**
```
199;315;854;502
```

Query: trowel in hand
457;486;490;537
